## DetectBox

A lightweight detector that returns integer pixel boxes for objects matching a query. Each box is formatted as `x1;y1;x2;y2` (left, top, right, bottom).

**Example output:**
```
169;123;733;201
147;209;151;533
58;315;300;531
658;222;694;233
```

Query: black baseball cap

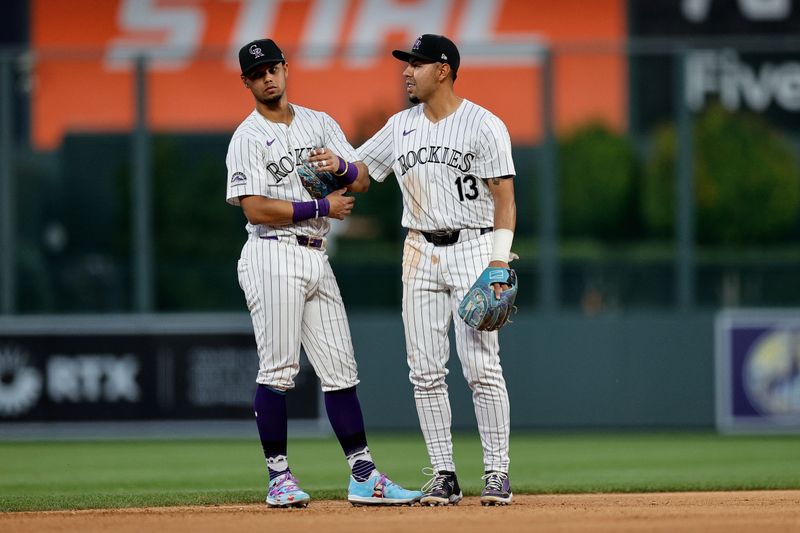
239;39;285;75
392;34;460;77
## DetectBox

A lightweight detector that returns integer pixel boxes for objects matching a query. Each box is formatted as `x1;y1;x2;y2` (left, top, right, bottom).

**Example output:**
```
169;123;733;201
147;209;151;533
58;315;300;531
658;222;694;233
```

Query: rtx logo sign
47;355;141;403
686;49;800;112
0;345;43;417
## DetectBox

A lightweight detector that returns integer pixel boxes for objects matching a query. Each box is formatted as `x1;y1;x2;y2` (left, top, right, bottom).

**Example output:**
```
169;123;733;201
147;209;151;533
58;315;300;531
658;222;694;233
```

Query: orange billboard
31;0;626;150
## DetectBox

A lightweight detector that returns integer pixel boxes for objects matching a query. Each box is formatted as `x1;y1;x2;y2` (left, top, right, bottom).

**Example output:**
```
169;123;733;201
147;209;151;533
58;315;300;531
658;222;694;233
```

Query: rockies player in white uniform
226;38;422;508
356;35;517;506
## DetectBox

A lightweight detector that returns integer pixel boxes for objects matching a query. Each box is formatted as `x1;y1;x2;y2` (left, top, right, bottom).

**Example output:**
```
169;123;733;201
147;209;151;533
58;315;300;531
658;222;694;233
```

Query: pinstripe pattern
360;99;514;474
237;238;358;391
226;105;360;240
402;232;509;472
358;100;515;231
227;105;360;391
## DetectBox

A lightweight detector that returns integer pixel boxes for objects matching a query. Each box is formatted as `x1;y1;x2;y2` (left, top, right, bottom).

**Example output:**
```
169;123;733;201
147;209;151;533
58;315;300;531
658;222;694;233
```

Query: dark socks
254;384;290;480
324;386;376;482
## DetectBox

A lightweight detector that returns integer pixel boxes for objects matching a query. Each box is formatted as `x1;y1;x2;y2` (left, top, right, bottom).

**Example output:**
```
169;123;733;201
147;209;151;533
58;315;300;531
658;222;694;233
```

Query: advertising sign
30;0;626;149
629;0;800;134
0;315;319;422
716;309;800;432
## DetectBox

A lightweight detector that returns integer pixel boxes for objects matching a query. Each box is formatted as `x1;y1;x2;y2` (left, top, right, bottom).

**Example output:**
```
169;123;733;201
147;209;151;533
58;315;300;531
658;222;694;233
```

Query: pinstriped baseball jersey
226;104;360;392
358;99;515;231
358;97;514;475
226;104;360;239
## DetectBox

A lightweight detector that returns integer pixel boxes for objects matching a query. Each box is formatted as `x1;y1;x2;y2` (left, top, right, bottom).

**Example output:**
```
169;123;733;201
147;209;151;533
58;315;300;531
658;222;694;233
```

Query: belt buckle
297;235;324;250
429;230;459;246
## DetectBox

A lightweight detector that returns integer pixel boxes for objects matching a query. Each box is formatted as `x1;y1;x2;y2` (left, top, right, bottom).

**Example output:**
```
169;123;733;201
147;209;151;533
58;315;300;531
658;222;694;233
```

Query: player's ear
282;61;288;79
241;74;248;89
438;63;450;82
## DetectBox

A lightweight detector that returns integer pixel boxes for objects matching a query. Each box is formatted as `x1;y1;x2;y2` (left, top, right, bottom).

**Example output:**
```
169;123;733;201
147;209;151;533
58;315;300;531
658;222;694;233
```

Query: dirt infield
3;491;800;532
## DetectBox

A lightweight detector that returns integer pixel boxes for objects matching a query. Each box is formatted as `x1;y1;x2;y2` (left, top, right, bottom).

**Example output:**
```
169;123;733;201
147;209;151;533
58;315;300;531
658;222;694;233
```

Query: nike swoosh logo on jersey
402;129;416;136
266;139;276;146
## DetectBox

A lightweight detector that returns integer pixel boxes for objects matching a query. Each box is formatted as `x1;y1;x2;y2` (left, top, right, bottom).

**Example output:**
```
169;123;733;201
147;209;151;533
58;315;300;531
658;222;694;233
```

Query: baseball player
226;38;422;508
356;34;517;506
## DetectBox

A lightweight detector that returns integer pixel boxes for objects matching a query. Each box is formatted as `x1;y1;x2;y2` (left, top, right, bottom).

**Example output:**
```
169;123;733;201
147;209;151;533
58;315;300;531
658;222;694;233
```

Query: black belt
261;235;325;250
419;227;493;246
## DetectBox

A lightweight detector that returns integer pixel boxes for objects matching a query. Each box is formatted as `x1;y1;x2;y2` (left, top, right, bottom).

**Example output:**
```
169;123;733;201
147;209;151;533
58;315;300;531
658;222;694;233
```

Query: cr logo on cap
250;44;264;59
412;37;422;51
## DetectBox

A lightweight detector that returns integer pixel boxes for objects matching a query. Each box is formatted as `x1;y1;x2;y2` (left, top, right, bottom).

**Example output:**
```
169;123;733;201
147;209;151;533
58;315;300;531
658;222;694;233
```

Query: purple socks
254;385;289;480
325;386;376;482
256;384;376;483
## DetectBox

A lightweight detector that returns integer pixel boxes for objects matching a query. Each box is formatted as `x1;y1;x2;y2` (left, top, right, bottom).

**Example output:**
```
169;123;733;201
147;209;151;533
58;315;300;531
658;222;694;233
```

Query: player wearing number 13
357;34;517;506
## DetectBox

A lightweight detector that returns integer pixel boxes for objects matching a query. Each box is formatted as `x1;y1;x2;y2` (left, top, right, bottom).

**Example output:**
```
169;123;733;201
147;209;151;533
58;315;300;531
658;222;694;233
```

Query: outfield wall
354;312;715;430
0;312;715;431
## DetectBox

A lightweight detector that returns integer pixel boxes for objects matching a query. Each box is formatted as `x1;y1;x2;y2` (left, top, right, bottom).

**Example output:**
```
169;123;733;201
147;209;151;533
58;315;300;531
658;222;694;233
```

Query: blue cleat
266;472;311;508
348;471;424;506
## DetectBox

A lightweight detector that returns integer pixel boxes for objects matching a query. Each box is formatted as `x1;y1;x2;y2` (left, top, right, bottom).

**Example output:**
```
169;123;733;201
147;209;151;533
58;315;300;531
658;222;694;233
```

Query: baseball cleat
347;470;424;506
420;469;463;506
266;472;311;508
480;471;512;506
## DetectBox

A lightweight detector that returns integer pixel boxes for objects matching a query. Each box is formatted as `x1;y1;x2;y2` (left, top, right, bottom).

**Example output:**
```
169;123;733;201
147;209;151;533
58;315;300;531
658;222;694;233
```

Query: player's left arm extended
487;176;516;268
306;148;371;193
457;175;518;329
485;176;517;298
343;161;370;193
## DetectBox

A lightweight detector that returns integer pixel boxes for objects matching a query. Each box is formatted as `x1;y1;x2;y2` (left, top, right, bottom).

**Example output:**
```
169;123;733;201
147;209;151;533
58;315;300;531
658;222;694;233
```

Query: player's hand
488;260;510;300
325;188;354;220
307;147;340;174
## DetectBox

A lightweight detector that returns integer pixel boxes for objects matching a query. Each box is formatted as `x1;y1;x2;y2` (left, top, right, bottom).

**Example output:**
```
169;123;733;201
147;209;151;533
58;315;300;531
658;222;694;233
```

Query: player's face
403;59;440;104
242;62;288;105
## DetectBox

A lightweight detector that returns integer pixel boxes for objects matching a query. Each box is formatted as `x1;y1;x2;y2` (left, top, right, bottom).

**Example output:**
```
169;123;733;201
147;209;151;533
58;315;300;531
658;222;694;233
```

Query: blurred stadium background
1;0;800;439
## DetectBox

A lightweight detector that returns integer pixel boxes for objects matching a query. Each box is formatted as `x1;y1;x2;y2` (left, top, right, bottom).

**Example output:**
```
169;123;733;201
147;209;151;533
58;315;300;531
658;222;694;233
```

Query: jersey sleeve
473;114;516;180
356;119;395;183
225;134;268;206
322;113;360;163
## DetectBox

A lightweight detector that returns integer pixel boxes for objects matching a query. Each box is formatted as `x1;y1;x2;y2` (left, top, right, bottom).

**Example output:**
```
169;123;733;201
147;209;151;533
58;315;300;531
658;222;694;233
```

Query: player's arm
306;148;370;193
306;148;370;192
485;176;517;297
487;176;516;266
346;161;370;192
239;191;354;225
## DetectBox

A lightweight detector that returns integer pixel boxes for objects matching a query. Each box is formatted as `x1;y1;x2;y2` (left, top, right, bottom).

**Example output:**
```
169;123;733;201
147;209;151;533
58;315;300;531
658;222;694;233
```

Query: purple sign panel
716;310;800;432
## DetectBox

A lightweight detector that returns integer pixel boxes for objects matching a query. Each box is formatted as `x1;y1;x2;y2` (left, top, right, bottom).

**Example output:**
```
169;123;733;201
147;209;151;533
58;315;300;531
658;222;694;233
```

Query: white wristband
490;228;514;263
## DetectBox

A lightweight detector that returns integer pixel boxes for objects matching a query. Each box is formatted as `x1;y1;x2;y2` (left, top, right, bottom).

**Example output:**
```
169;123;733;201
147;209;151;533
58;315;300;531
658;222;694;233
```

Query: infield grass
2;431;800;511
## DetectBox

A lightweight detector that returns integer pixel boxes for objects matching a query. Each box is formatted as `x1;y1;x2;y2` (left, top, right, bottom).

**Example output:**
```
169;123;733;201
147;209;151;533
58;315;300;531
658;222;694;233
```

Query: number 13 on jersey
455;175;479;201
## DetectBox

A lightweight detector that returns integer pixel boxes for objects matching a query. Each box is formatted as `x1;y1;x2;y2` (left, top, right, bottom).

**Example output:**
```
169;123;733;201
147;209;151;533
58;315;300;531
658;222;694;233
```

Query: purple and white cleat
480;471;513;506
266;472;311;508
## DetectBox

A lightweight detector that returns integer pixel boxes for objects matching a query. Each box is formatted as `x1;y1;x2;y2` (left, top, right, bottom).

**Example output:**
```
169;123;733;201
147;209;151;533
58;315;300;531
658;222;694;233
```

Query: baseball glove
296;160;339;199
458;267;518;331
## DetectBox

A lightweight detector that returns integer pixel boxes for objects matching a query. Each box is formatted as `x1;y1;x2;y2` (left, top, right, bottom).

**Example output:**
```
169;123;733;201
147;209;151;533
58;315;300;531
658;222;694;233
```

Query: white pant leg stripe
300;253;358;391
240;239;306;390
448;236;510;473
403;238;455;472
